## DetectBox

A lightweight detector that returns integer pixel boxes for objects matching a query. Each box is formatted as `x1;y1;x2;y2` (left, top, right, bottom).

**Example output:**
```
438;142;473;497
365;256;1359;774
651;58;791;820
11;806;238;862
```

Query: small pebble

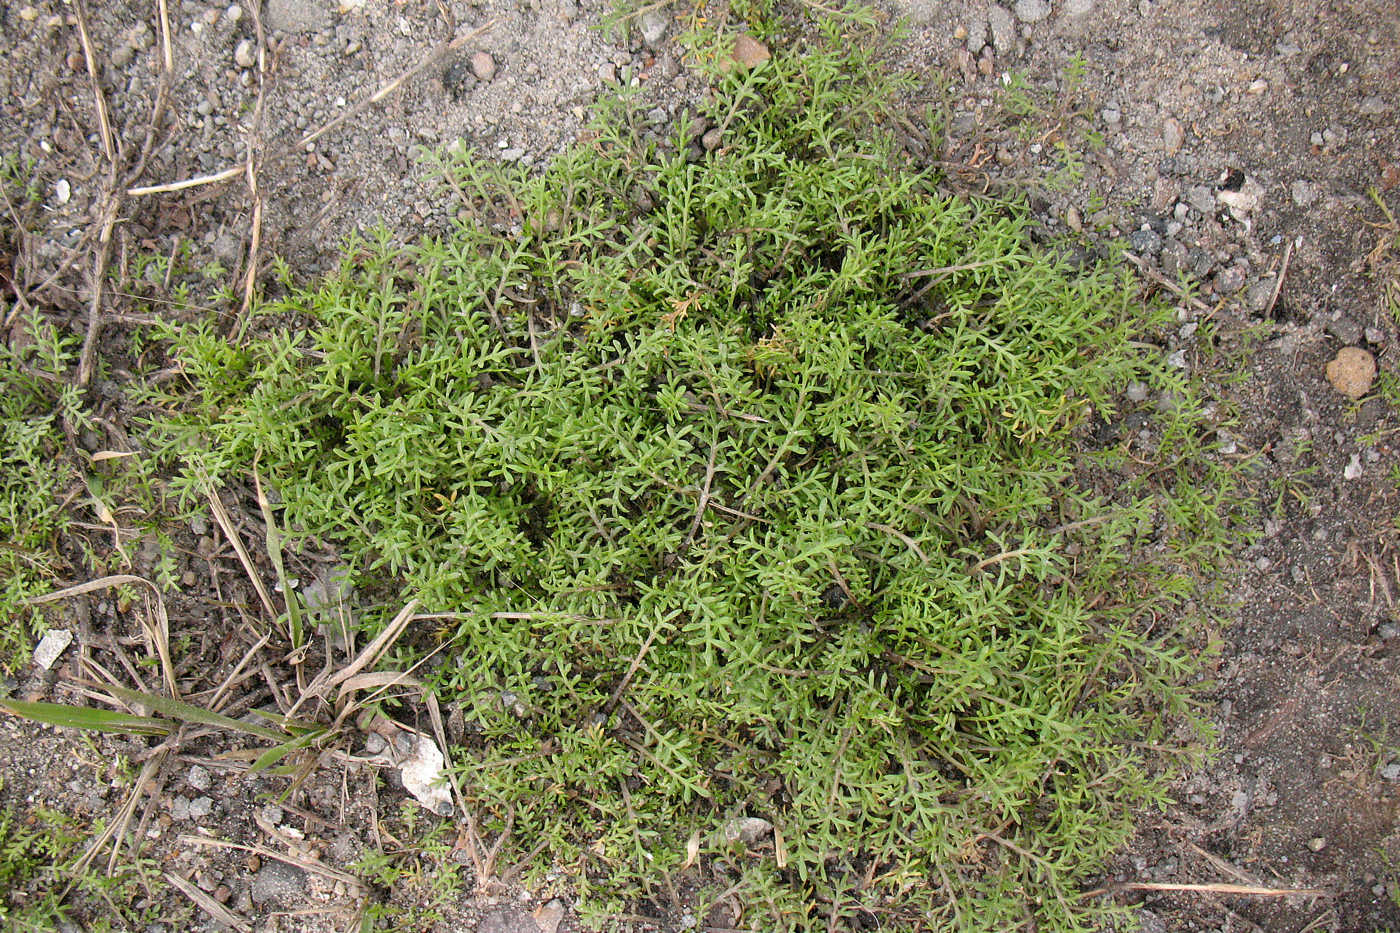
188;796;214;821
1214;263;1246;295
726;34;770;71
234;38;256;68
1307;836;1326;852
224;4;243;24
1358;96;1388;116
187;765;212;792
1129;227;1162;255
1325;347;1376;399
1161;117;1184;155
638;9;667;45
1013;0;1051;23
1245;280;1274;313
1126;382;1150;403
1380;761;1400;780
987;4;1015;50
19;6;39;22
471;50;496;82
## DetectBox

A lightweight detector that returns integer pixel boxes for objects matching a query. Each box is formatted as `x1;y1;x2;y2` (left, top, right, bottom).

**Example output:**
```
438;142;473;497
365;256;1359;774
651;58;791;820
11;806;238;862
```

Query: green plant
0;783;170;931
0;308;86;669
142;17;1245;931
351;802;465;927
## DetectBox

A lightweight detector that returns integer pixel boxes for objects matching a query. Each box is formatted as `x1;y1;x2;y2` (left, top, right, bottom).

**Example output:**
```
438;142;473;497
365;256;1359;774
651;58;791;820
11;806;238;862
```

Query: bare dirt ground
2;0;1399;929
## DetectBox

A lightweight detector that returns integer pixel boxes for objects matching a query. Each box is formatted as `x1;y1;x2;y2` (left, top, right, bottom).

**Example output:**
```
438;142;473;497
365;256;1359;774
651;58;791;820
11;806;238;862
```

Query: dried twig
1091;880;1331;898
205;487;280;623
165;871;252;932
1264;237;1295;319
72;0;120;386
1122;251;1214;315
176;834;362;889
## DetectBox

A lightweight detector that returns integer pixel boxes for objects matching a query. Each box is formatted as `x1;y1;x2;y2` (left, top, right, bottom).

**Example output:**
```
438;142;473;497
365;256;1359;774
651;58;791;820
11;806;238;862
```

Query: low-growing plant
0;308;86;669
142;15;1246;931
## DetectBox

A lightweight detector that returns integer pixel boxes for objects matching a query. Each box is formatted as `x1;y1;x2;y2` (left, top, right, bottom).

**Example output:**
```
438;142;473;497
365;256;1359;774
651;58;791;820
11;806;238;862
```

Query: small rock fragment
33;629;73;670
1216;176;1263;221
1325;347;1376;399
1136;909;1167;933
19;6;39;22
187;765;213;792
251;859;307;906
1013;0;1051;22
720;816;773;845
1062;0;1093;16
1324;315;1362;346
1213;263;1246;295
1245;280;1274;313
725;34;770;71
471;50;496;82
1380;761;1400;780
1129;227;1162;255
987;4;1015;50
638;9;667;45
1358;96;1388;116
188;796;214;821
1307;836;1327;852
597;62;617;84
234;37;256;68
1161;117;1184;156
701;127;723;151
533;899;567;933
1184;185;1215;215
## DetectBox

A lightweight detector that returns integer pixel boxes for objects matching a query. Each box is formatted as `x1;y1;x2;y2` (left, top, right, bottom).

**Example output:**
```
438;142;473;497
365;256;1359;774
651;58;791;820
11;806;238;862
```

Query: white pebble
234;38;256;68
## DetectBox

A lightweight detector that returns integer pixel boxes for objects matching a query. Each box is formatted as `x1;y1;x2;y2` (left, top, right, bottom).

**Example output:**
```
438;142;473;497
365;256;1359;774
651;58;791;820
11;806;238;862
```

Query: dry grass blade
1263;237;1295;319
71;0;121;386
127;22;497;201
127;165;244;197
253;463;303;651
287;600;419;717
164;870;253;932
176;834;362;889
205;486;280;625
208;631;271;713
27;574;177;697
1086;880;1332;899
65;752;164;881
1121;251;1214;315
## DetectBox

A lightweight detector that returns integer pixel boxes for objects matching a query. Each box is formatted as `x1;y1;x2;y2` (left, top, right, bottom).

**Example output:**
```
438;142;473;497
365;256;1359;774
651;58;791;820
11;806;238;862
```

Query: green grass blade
0;697;170;736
